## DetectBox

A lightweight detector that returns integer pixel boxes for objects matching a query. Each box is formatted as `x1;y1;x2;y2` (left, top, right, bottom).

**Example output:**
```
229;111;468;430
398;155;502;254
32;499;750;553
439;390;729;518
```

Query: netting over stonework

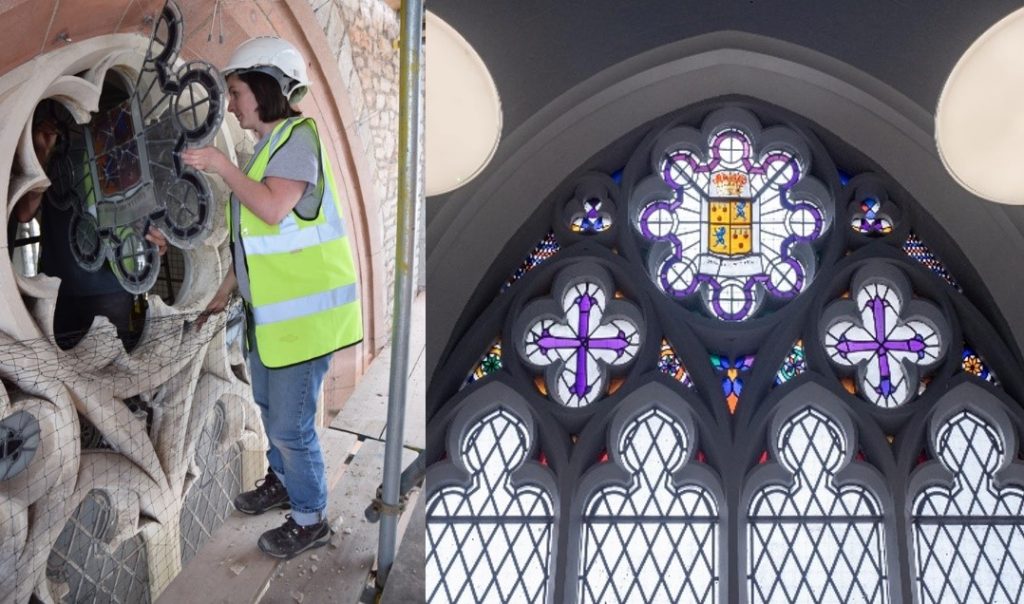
427;101;1024;603
0;304;271;603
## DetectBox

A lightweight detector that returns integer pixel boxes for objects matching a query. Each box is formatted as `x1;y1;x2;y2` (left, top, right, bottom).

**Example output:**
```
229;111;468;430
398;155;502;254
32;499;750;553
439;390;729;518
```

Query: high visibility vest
229;117;363;368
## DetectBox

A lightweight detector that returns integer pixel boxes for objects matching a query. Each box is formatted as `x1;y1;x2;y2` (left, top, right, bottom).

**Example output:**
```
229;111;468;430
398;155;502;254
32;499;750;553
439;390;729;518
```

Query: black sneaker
234;469;290;515
257;515;331;559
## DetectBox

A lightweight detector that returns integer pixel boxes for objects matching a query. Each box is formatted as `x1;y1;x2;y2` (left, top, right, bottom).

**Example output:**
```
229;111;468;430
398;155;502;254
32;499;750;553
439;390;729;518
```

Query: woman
183;37;362;559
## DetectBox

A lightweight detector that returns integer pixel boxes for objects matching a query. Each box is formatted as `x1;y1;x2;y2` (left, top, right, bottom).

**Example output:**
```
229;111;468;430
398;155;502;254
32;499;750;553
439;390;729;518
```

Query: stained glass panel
633;110;832;321
903;233;962;292
710;354;754;414
463;339;503;388
850;197;894;235
519;267;641;407
961;345;998;385
823;264;947;408
426;409;554;603
580;408;718;603
775;340;807;385
912;410;1024;603
657;339;692;387
502;231;559;292
748;408;887;603
570;197;613;233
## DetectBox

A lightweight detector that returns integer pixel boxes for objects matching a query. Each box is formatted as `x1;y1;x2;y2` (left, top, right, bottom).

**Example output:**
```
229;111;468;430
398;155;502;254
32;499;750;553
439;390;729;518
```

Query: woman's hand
180;146;231;176
194;288;231;330
194;268;237;330
145;226;168;256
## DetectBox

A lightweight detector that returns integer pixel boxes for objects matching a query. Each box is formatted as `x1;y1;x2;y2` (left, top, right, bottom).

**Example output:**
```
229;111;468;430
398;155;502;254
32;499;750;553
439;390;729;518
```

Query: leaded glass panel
516;263;641;408
912;403;1024;604
822;262;948;408
580;408;719;603
747;407;887;603
426;406;554;603
632;108;832;321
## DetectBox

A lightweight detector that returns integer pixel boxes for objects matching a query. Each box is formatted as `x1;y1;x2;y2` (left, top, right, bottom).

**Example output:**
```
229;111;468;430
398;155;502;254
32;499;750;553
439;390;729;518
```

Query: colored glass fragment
501;231;559;292
711;354;754;414
903;233;961;292
657;339;692;387
774;339;807;385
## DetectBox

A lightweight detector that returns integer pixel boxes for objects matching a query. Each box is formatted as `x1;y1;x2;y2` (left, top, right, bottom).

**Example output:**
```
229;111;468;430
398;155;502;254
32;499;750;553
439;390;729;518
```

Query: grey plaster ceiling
427;0;1022;211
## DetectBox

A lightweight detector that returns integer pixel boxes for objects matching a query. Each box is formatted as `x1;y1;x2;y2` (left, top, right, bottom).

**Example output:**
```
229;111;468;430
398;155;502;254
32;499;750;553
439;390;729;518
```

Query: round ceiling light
936;6;1024;204
425;11;502;197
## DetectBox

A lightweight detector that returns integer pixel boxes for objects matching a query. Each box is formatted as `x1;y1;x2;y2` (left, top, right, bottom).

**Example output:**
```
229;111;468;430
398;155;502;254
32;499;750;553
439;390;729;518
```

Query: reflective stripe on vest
231;117;363;367
252;282;358;325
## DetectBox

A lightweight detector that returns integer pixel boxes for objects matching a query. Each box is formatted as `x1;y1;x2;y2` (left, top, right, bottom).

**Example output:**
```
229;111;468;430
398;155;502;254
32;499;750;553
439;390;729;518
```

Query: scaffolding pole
376;0;423;589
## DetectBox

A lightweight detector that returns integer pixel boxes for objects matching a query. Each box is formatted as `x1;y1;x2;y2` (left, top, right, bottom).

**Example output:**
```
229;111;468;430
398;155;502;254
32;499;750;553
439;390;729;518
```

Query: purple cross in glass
834;296;927;397
535;293;632;398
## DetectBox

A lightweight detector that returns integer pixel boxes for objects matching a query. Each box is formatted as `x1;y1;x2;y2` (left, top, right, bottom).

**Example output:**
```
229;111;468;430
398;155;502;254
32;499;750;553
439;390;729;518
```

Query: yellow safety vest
229;117;363;367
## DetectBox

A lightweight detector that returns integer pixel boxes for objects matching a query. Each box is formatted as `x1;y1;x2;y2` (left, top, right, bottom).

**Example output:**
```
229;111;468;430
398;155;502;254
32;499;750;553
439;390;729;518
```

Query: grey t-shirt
232;122;322;303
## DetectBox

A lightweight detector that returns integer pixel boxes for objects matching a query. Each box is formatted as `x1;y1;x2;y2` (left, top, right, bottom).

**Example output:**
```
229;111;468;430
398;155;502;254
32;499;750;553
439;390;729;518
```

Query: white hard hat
223;37;310;103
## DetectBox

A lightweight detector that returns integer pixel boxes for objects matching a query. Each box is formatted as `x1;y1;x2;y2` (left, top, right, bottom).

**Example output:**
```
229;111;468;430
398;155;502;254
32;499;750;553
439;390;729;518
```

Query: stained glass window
748;406;887;603
428;101;1023;603
632;108;832;321
580;407;719;603
517;264;641;408
822;262;948;408
426;405;554;603
911;401;1024;603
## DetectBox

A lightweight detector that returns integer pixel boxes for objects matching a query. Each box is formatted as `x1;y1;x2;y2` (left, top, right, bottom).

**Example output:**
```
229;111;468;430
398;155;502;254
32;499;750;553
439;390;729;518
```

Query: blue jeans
249;335;332;526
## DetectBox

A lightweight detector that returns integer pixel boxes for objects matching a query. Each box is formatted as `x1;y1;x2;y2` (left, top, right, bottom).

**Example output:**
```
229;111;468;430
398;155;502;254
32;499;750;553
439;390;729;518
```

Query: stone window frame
1;33;238;342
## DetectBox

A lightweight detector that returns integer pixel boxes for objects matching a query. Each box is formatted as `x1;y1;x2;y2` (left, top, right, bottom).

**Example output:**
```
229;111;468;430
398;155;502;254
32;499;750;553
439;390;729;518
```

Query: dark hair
238;71;301;122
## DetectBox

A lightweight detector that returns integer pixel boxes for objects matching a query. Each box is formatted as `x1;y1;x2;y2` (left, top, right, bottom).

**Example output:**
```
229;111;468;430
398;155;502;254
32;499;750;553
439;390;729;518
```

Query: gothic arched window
426;101;1024;603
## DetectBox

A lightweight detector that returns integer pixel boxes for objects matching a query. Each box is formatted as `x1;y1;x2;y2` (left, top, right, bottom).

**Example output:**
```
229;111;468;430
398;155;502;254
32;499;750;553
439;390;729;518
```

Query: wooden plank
329;348;390;438
379;292;426;449
259;440;417;604
157;429;361;604
386;341;424;450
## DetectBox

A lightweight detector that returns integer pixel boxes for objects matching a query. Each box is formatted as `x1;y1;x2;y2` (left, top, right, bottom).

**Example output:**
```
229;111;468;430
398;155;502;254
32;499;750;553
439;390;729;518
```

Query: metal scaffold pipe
376;0;423;589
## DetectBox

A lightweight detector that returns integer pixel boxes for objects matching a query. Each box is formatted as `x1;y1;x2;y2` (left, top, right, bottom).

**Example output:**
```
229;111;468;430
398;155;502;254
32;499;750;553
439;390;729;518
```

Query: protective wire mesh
0;300;270;603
